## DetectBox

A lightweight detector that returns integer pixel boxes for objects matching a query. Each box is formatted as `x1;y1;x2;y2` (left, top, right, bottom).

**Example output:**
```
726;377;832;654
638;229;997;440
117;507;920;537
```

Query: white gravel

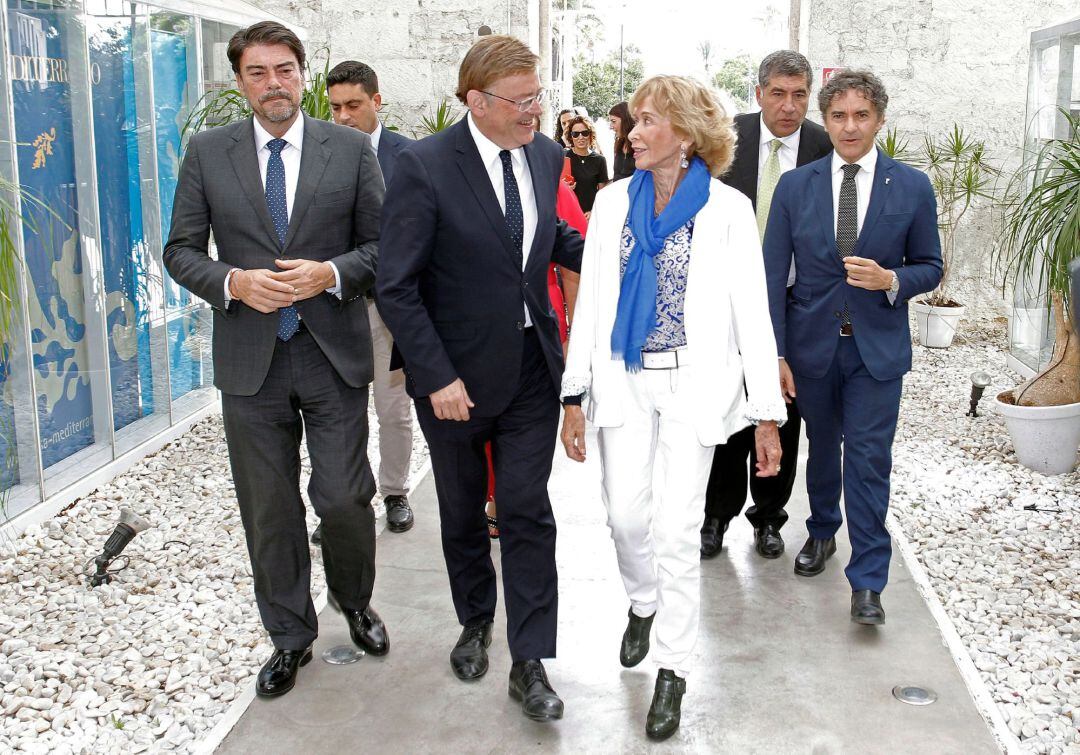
0;404;428;753
891;313;1080;754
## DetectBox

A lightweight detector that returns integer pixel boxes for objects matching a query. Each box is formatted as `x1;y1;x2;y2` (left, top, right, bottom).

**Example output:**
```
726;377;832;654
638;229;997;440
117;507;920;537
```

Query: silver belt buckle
641;350;682;369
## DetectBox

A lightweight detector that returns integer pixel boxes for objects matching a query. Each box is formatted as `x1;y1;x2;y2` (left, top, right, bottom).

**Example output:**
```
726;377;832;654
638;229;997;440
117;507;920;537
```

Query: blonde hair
566;114;602;154
455;35;538;105
629;75;735;177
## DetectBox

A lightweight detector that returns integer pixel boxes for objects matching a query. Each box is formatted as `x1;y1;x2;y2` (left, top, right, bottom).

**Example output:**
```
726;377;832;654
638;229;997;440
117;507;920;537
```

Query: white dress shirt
831;145;897;303
369;121;383;154
466;112;538;326
226;115;340;302
759;115;802;287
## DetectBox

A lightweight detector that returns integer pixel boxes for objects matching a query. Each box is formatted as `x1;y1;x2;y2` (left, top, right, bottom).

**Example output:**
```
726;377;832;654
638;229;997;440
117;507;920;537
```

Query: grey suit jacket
163;114;384;396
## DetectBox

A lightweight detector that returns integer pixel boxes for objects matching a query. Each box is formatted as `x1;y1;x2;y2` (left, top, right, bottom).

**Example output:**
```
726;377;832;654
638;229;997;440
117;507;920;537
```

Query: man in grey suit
163;21;389;699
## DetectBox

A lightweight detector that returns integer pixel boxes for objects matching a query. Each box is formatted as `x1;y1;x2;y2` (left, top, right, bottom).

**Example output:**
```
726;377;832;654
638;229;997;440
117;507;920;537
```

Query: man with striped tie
762;69;942;624
702;50;832;562
163;21;389;698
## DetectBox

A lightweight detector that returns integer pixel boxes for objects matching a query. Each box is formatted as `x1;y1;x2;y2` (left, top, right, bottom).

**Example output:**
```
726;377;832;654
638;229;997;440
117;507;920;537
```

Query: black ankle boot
645;668;686;741
620;608;655;668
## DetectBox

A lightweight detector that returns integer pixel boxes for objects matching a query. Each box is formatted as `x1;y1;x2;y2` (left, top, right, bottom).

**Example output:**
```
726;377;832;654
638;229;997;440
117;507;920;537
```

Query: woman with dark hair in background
608;101;637;181
564;114;609;217
554;108;574;147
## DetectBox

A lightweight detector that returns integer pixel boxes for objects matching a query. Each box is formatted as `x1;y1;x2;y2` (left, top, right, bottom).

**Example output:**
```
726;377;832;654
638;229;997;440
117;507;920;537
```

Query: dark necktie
836;163;860;327
266;138;299;341
499;149;524;269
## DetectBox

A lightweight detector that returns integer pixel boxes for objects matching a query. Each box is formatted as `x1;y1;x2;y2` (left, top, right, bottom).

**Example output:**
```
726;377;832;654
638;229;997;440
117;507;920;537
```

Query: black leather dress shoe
310;524;322;545
793;536;836;577
700;518;728;559
646;668;686;741
508;660;563;721
385;495;414;533
450;622;494;680
344;605;389;655
256;647;313;698
620;608;655;668
851;589;886;625
754;523;785;559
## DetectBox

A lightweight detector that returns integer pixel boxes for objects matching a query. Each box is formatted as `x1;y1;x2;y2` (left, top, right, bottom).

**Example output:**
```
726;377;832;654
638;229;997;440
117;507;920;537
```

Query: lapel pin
885;177;891;185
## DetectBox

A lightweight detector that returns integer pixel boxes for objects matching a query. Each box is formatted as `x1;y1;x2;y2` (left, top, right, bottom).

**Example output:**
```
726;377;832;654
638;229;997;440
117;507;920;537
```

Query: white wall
250;0;533;135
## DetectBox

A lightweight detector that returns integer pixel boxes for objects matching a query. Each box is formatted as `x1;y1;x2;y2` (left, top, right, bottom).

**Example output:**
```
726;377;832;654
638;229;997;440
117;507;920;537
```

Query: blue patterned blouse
619;218;694;352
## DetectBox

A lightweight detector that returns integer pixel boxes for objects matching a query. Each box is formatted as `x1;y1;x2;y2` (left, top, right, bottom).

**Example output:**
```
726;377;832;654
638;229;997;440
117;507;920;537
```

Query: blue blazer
763;151;943;381
376;126;413;188
376;119;584;415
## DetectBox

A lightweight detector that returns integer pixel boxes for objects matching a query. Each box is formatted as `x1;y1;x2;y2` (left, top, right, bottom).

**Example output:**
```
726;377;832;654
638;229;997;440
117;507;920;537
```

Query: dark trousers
703;398;801;529
414;328;559;662
221;329;377;651
796;336;902;594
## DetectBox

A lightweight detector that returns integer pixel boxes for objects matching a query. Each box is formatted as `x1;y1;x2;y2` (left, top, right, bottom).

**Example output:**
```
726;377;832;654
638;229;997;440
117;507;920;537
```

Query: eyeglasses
480;88;547;112
570;130;591;138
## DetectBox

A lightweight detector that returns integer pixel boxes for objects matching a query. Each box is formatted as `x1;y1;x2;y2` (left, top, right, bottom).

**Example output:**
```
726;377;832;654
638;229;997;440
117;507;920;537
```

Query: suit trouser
414;328;559;662
795;336;902;594
367;299;412;497
703;398;800;529
598;365;715;679
221;329;377;651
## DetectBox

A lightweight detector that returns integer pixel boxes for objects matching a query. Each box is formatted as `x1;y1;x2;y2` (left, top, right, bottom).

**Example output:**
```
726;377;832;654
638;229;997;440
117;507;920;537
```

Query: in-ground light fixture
967;371;992;417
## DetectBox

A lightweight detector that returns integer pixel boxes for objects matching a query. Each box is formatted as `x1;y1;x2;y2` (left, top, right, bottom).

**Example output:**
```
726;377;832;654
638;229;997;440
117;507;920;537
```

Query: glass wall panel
6;0;113;495
149;11;212;406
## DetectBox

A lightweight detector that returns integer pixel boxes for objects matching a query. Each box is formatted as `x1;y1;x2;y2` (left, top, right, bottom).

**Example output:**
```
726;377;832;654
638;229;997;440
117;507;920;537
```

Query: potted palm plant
993;108;1080;474
912;126;998;347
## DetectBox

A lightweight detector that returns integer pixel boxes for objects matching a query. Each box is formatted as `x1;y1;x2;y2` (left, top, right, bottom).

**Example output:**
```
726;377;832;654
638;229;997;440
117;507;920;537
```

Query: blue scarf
610;156;711;371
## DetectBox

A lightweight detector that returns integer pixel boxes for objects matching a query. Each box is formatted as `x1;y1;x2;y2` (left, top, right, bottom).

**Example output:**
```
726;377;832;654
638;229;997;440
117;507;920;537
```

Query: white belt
641;349;689;370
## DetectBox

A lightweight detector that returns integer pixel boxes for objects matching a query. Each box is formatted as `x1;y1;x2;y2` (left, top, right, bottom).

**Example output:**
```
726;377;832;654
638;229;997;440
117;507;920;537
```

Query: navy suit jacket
376;126;413;188
376;119;584;415
763;151;943;381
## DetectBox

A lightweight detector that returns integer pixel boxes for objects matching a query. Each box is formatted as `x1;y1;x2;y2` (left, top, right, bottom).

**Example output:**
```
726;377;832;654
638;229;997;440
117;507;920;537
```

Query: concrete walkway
218;428;1000;753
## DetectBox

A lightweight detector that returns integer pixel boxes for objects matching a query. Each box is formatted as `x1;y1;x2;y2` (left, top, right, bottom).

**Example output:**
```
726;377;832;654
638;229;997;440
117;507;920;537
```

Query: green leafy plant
876;126;912;164
915;125;999;307
415;99;461;138
995;108;1080;407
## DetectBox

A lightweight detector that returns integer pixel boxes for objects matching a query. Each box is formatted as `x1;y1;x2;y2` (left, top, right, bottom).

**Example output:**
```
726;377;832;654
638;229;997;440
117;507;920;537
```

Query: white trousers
368;299;413;496
597;365;715;678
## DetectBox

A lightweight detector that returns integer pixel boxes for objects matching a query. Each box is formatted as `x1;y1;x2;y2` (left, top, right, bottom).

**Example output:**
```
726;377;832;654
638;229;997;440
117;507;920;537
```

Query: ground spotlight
87;508;152;587
967;371;992;417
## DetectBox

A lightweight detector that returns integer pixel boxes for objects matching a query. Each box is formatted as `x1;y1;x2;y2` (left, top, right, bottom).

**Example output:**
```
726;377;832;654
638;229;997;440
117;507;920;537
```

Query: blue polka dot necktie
836;163;860;328
266;138;299;341
499;149;524;269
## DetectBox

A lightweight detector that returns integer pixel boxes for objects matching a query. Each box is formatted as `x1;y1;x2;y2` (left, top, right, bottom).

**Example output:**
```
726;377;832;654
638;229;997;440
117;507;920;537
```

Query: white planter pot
994;394;1080;475
912;301;965;348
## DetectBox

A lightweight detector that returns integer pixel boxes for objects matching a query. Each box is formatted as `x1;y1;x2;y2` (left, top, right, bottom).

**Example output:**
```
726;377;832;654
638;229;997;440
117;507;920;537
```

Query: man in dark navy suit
325;60;417;537
377;36;582;721
763;69;942;625
703;50;833;561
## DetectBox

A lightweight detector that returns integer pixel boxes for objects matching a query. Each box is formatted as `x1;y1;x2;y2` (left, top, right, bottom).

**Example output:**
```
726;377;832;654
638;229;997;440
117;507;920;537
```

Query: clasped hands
229;259;335;314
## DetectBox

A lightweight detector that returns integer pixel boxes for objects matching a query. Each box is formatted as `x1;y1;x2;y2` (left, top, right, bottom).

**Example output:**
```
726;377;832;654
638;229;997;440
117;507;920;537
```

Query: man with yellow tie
701;50;833;561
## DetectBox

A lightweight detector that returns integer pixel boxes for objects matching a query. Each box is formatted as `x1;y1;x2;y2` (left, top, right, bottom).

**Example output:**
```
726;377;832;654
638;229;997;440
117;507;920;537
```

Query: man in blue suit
763;69;942;625
377;36;582;721
324;61;417;537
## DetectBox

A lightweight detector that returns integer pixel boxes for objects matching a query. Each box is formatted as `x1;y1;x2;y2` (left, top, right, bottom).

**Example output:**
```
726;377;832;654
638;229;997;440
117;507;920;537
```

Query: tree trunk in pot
1015;293;1080;407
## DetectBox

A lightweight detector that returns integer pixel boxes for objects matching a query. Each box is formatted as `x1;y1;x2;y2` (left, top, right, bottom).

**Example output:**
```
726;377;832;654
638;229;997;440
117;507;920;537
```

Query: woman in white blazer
559;76;786;741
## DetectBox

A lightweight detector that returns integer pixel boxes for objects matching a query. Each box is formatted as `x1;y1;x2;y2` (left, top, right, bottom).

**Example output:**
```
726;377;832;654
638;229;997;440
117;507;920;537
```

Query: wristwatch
888;271;900;295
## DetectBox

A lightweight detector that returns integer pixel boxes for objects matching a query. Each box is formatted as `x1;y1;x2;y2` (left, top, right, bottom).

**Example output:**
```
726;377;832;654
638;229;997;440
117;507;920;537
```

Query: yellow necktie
756;139;783;242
